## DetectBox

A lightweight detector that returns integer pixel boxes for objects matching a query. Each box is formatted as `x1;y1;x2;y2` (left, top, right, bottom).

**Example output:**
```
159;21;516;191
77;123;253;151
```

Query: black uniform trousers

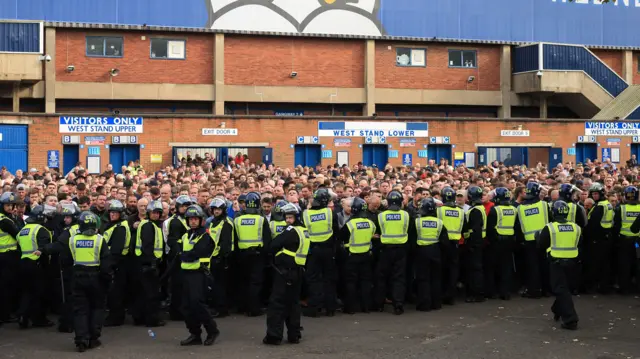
344;252;373;313
72;268;106;346
266;266;303;341
182;270;217;336
59;266;74;330
17;259;48;323
616;236;637;293
0;251;19;321
523;241;542;295
134;263;162;325
484;236;515;298
441;241;459;302
305;244;337;312
106;256;134;323
587;234;613;292
210;257;229;314
414;244;442;310
236;248;264;314
466;240;484;298
549;258;579;326
375;245;407;309
168;254;184;319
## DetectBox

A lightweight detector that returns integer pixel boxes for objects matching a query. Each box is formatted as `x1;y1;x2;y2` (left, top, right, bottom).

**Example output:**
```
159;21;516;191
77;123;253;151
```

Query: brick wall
634;52;639;85
25;115;631;172
591;49;623;77
375;43;501;91
55;30;213;84
224;36;365;88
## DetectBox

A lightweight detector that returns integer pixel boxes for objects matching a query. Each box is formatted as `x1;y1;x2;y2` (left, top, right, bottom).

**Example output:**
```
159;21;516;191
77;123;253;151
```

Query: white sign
501;130;530;137
59;116;143;133
202;128;238;136
585;122;640;136
318;121;428;137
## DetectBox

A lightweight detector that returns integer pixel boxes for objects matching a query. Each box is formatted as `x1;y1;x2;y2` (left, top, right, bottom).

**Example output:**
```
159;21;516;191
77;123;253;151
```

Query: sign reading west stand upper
585;122;640;136
59;116;143;134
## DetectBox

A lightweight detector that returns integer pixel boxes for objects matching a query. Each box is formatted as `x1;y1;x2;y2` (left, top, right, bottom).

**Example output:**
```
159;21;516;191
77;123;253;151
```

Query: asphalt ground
1;295;639;359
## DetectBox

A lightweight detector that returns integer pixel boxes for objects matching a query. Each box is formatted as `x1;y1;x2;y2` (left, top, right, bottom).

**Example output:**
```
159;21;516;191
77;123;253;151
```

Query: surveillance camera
290;71;298;78
467;75;475;83
109;68;120;77
112;109;120;115
39;54;52;62
536;71;543;77
66;65;75;72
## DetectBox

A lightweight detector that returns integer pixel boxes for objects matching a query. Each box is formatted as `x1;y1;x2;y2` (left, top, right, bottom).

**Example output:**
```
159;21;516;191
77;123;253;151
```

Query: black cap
123;179;133;188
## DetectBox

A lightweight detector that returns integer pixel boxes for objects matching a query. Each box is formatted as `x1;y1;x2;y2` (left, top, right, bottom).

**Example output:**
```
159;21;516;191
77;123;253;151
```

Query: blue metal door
549;147;563;169
477;147;528;166
217;147;229;166
0;125;28;174
262;148;273;166
576;143;597;164
110;145;141;173
63;145;79;175
362;145;388;167
631;144;640;163
427;145;452;165
294;145;321;167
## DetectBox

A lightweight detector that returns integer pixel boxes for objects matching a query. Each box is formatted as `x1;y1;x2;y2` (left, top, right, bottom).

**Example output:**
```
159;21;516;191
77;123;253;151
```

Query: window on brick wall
86;36;123;57
150;39;186;59
448;49;477;68
396;48;426;67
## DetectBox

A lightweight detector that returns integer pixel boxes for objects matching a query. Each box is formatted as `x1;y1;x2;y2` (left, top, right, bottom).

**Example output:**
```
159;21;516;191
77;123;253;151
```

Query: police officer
412;198;449;311
485;188;517;300
437;187;466;305
270;201;289;239
16;205;55;328
537;201;580;330
69;211;111;352
167;195;192;320
103;200;132;327
0;192;20;324
376;190;413;315
585;183;613;294
464;186;487;303
613;186;639;294
302;188;340;317
264;202;309;345
338;197;375;314
515;182;551;298
558;184;587;228
234;192;271;316
179;205;220;347
208;198;234;317
134;200;165;327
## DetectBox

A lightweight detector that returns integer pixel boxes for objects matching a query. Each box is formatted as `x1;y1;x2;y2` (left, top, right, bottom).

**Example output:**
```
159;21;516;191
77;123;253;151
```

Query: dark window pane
449;50;462;67
463;50;477;67
396;48;411;66
87;37;104;56
151;39;168;58
104;38;122;57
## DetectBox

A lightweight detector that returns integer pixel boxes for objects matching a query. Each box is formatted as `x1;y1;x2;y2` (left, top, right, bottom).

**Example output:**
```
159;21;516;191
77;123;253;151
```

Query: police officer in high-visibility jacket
208;198;234;318
585;183;614;294
412;198;449;311
234;192;271;317
103;200;132;327
376;190;413;315
0;192;20;325
558;184;587;228
69;211;111;352
263;202;309;346
437;187;466;305
179;205;220;347
613;186;640;294
485;187;517;300
134;200;165;327
302;188;340;317
270;201;288;239
167;195;193;320
515;182;551;299
337;197;376;314
16;205;56;329
537;201;581;331
464;186;487;303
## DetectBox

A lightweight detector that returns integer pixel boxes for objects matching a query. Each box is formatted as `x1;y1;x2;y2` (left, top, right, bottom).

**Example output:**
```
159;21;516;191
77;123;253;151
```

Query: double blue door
575;143;597;164
0;125;27;174
294;145;321;167
427;145;452;165
109;145;140;173
363;145;388;167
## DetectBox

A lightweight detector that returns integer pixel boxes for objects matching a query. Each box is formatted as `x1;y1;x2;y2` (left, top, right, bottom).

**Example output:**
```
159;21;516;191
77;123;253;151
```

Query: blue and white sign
388;150;399;158
312;136;319;144
59;117;143;134
47;150;59;168
321;150;333;159
567;147;576;156
585;122;640;137
402;153;413;166
577;135;597;143
601;148;610;161
319;122;428;138
606;138;621;146
88;146;100;156
417;150;429;158
429;136;451;144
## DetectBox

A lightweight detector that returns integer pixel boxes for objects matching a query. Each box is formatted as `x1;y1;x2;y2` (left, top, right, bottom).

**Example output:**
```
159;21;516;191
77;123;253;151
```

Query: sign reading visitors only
318;122;428;137
585;122;640;137
59;117;143;133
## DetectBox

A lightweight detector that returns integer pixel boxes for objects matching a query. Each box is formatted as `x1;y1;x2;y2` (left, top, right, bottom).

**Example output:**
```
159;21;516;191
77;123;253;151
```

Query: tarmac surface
1;295;639;359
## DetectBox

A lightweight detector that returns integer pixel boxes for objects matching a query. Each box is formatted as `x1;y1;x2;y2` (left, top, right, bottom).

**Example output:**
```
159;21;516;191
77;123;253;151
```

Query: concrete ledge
475;142;555;147
0;53;43;82
225;85;365;104
375;89;502;106
0;118;33;125
55;82;215;101
169;142;270;147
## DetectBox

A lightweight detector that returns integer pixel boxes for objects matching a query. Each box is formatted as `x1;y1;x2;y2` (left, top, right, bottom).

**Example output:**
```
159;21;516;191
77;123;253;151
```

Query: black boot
32;318;55;328
180;334;202;346
76;343;88;352
204;330;220;346
393;306;404;315
287;334;301;344
89;339;102;349
262;336;282;345
18;316;29;329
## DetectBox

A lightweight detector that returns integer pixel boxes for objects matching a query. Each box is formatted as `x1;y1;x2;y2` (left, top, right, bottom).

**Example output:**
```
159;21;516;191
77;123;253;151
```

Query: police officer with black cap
537;201;580;330
270;201;289;239
264;202;309;345
70;211;111;352
437;187;466;305
302;188;340;317
167;195;193;320
585;183;613;294
613;186;640;294
558;184;587;228
208;198;234;317
464;186;487;303
103;200;132;327
375;190;413;314
180;205;220;347
0;192;20;324
485;187;517;300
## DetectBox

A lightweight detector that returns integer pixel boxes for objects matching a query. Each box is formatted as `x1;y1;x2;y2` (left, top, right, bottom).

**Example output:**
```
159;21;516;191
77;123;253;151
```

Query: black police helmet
78;211;99;235
312;188;331;208
146;200;163;214
175;195;193;210
559;184;574;202
441;187;456;205
552;200;570;221
108;200;125;213
524;182;541;200
624;186;639;203
420;197;437;216
494;187;512;205
0;192;17;205
588;183;605;199
244;192;261;214
281;202;300;216
209;197;227;212
184;205;206;220
272;200;288;221
467;186;483;205
351;197;368;216
27;205;46;223
387;190;403;210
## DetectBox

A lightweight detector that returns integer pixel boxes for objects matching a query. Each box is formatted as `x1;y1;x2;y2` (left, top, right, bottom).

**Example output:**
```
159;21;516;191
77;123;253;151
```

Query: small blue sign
365;137;372;144
322;150;333;159
417;150;428;158
601;148;610;161
402;153;413;166
297;136;304;144
88;146;100;156
47;150;60;168
388;150;399;158
567;147;576;156
312;136;319;144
